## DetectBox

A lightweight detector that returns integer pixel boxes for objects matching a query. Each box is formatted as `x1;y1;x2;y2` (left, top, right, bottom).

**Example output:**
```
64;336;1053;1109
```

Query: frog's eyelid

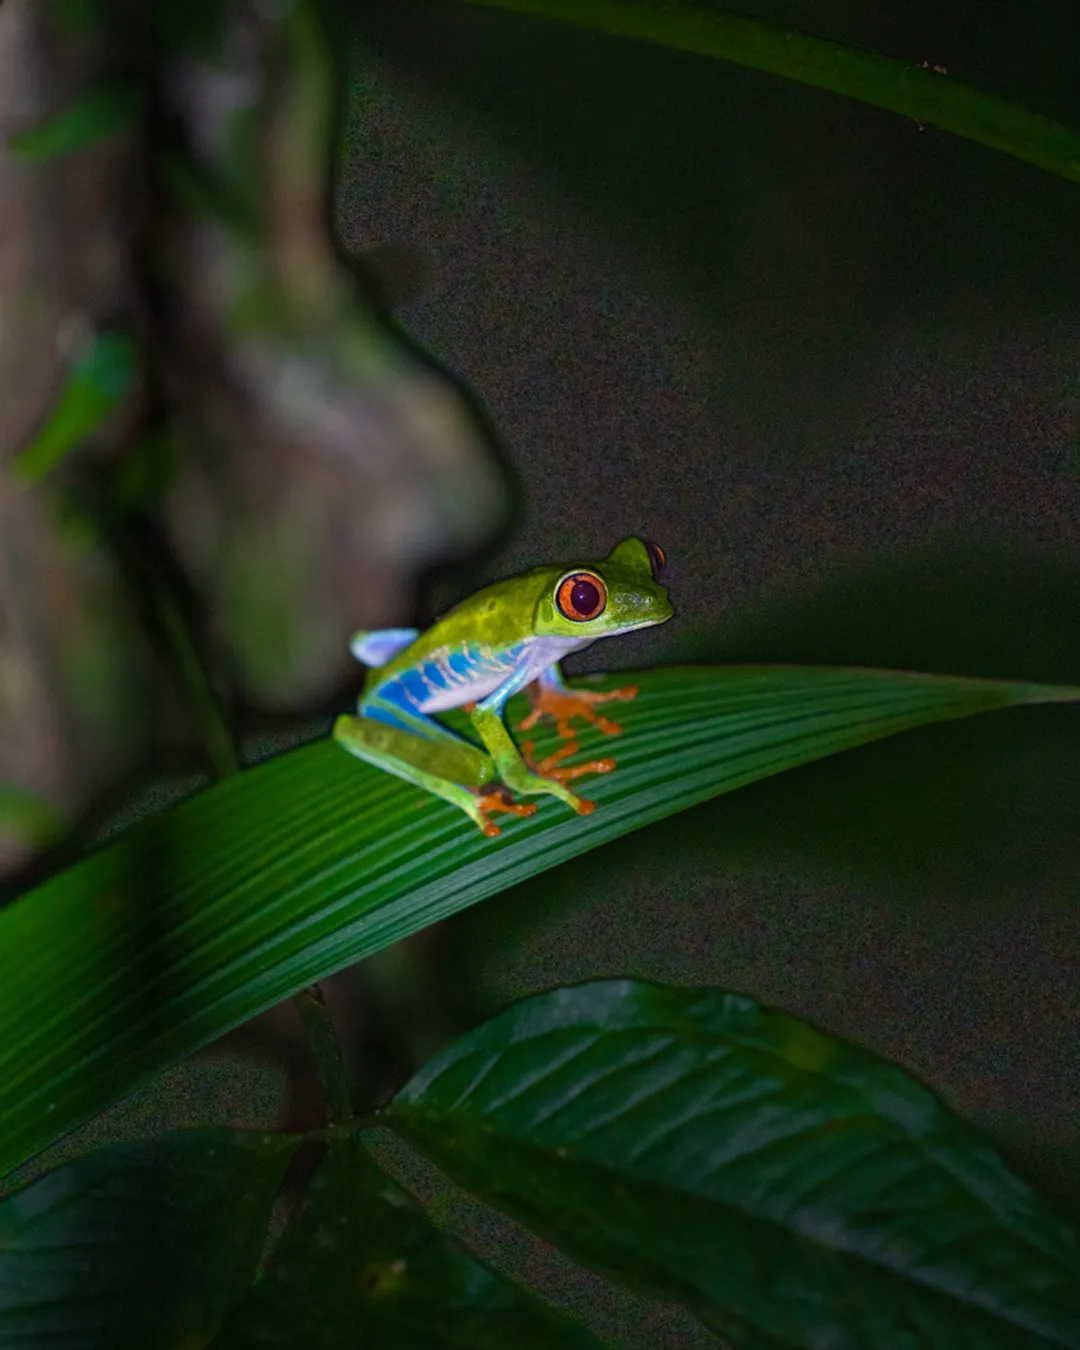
642;539;666;580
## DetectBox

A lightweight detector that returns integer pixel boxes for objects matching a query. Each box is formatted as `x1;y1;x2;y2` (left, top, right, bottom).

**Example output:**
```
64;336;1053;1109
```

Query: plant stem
97;494;242;782
152;583;240;781
295;985;354;1128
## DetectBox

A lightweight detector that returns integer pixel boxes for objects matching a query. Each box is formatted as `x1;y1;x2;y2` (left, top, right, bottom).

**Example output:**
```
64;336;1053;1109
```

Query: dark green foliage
388;980;1080;1348
211;1137;606;1349
0;1130;298;1350
7;81;141;160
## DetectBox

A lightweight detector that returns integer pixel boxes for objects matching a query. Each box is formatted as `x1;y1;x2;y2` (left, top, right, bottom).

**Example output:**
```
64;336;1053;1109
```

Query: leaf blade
7;81;141;160
211;1135;606;1350
387;979;1080;1349
451;0;1080;186
0;1128;298;1350
12;330;138;482
1;665;1077;1179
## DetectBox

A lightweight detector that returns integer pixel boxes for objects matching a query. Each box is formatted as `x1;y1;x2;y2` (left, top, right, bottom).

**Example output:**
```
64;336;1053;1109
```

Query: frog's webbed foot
470;785;537;837
518;683;638;739
520;739;616;816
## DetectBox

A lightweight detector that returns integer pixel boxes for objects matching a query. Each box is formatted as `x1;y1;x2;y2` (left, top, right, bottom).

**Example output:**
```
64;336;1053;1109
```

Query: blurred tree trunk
0;0;508;873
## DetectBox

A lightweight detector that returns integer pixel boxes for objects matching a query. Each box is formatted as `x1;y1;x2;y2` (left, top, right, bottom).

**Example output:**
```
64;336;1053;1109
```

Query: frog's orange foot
522;738;617;787
470;785;536;837
518;684;638;740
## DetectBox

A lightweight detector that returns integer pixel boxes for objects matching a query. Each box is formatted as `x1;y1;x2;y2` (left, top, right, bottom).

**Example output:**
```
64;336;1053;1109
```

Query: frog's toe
518;683;638;740
471;786;537;836
522;740;617;786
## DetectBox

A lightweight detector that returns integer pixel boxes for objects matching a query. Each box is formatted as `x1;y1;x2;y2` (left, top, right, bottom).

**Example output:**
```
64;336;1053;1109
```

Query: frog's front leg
470;670;615;819
518;664;638;740
333;699;535;837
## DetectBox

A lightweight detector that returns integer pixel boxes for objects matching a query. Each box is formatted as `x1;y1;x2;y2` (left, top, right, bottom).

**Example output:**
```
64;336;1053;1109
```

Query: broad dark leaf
387;979;1080;1349
211;1135;606;1349
0;1128;298;1350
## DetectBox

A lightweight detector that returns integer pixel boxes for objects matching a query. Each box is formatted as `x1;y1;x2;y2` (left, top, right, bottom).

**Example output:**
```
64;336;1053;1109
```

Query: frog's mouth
616;616;672;634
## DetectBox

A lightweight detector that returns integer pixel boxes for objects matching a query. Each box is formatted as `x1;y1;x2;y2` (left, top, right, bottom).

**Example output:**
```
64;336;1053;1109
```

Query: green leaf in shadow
454;0;1080;185
0;788;63;850
0;1128;298;1350
7;81;141;160
211;1135;605;1349
387;978;1080;1348
1;665;1077;1180
13;331;138;483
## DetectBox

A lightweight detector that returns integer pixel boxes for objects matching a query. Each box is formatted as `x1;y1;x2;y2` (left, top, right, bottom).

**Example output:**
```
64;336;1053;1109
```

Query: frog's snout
649;589;675;625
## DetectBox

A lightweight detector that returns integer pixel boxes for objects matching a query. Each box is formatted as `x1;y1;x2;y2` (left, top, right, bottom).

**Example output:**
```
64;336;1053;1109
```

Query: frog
333;537;673;836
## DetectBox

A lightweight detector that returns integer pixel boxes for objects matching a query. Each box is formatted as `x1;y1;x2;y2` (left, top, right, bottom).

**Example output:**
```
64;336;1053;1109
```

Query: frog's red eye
643;540;666;580
556;572;607;622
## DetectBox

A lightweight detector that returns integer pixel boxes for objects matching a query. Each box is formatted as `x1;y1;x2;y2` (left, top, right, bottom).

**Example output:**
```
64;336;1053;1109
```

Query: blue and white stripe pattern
372;635;593;716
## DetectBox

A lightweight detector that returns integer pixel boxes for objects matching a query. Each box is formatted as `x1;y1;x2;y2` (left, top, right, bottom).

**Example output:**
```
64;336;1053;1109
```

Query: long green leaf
386;979;1080;1348
211;1136;606;1349
1;665;1077;1179
0;1128;298;1349
453;0;1080;187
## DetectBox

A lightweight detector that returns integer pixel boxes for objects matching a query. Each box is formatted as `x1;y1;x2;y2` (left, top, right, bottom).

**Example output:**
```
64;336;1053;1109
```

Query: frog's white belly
418;669;508;712
416;635;591;714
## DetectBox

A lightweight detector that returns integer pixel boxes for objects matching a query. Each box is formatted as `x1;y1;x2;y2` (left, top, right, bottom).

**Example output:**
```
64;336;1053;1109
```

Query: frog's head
533;537;674;639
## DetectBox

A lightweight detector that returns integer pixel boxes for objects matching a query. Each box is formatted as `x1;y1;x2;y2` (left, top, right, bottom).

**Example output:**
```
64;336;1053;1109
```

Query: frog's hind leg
333;701;533;837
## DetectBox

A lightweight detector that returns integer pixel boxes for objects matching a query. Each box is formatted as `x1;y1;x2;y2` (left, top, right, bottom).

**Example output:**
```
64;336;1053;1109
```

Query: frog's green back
368;566;562;689
363;536;671;697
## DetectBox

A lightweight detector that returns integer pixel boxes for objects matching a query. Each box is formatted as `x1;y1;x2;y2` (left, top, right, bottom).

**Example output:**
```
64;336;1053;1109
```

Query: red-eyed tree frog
333;537;673;836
